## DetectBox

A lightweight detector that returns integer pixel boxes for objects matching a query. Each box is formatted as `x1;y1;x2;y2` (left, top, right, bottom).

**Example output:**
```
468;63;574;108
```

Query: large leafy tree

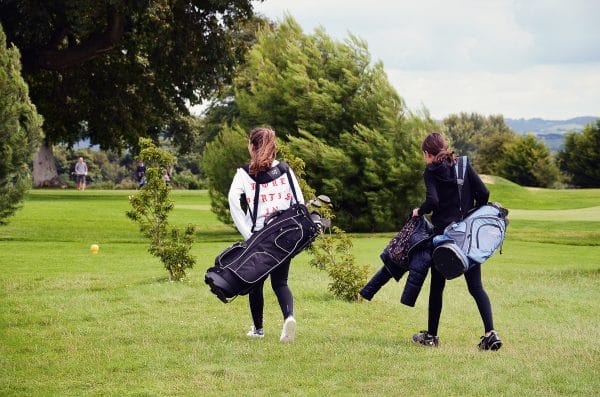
441;113;516;173
472;127;517;175
0;0;257;184
557;120;600;187
442;113;488;159
0;23;43;224
498;134;560;188
203;17;434;232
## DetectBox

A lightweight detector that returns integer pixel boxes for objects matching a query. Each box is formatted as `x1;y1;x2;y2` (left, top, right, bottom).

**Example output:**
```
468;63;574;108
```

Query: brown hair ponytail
421;132;455;165
248;127;277;175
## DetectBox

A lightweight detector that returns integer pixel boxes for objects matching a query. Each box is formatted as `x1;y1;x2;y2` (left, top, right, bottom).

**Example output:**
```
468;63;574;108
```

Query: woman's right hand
412;208;420;217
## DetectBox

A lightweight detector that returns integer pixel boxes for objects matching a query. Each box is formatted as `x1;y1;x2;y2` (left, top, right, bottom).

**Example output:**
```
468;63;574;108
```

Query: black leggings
428;264;494;336
249;259;293;330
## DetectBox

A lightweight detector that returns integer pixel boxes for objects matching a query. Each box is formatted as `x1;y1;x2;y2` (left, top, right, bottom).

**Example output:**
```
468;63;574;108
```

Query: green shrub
171;170;205;189
309;227;369;302
126;138;195;281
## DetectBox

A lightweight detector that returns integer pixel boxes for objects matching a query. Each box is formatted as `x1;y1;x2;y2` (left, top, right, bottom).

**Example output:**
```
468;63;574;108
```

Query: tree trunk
33;141;64;187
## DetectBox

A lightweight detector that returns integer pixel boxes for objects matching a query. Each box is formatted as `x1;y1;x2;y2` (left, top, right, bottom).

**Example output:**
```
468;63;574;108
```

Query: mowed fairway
1;181;599;396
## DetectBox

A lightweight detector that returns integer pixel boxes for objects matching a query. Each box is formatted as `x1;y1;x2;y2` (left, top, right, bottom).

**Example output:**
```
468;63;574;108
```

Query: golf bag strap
285;168;300;205
251;181;260;233
455;156;467;216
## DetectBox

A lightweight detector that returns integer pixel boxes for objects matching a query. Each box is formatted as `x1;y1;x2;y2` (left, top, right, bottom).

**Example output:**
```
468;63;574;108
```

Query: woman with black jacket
411;132;502;350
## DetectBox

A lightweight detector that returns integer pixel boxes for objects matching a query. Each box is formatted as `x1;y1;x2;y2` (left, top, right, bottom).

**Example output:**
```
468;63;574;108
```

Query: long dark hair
421;132;455;165
248;127;276;175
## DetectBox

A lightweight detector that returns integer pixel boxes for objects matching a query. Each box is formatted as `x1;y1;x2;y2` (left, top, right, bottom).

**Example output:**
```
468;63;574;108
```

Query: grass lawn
1;184;599;396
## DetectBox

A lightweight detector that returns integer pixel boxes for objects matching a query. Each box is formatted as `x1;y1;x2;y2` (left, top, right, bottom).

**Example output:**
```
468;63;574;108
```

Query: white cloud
388;63;600;119
252;0;600;119
514;0;600;64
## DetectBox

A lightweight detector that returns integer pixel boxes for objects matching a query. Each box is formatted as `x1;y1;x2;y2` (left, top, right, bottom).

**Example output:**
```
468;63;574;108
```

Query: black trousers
428;263;494;335
249;259;293;329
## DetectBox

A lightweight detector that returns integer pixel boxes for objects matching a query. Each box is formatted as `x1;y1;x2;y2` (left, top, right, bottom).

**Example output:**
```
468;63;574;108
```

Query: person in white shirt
228;127;304;342
74;157;88;191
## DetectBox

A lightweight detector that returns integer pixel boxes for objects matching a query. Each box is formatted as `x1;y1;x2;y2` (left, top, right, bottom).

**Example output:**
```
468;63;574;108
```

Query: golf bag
432;202;508;279
205;163;319;303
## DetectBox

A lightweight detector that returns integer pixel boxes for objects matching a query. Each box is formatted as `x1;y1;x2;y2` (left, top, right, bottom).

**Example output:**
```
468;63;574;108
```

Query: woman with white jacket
228;127;304;342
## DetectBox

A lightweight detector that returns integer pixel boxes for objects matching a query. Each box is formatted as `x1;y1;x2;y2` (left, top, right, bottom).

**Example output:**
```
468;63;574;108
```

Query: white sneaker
246;326;264;338
280;316;296;343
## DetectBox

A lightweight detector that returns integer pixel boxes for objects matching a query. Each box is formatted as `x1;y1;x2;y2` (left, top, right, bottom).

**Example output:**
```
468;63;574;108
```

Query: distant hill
505;116;598;151
505;116;598;134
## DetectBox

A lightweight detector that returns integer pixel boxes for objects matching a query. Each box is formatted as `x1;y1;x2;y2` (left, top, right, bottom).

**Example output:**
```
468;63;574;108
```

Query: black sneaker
478;330;502;351
412;331;439;347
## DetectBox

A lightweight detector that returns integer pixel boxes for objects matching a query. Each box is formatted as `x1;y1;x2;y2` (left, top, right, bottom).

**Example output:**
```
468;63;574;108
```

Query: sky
252;0;600;120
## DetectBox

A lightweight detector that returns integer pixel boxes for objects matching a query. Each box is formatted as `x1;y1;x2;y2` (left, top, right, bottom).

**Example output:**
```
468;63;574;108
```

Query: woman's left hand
412;208;419;217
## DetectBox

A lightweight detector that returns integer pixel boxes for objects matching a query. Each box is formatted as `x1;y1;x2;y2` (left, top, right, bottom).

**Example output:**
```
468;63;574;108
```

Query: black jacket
417;158;489;234
379;216;434;307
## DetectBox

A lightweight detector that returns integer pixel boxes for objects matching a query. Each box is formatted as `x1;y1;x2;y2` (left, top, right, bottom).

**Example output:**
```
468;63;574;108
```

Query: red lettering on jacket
264;206;280;215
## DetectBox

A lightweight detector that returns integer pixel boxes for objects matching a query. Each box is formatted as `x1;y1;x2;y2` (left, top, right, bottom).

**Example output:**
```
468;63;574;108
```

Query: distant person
163;168;171;185
227;127;304;342
136;161;146;187
411;132;502;350
74;157;88;191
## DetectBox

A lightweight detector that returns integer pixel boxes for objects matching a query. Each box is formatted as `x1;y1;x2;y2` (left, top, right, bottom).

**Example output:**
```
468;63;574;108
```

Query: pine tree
0;23;43;224
203;17;435;231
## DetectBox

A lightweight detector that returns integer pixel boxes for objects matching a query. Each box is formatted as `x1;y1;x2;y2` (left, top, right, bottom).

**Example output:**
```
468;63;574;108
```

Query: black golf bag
205;162;319;303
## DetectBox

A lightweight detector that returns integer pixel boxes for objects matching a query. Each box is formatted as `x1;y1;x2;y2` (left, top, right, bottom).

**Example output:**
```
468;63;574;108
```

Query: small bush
309;226;369;302
126;138;196;281
171;170;205;189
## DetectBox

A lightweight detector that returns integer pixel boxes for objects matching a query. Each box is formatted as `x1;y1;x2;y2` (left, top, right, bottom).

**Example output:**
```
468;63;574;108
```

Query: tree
127;138;195;281
0;23;43;224
442;113;487;159
441;113;516;174
557;120;600;187
497;134;560;187
0;1;258;185
202;17;434;231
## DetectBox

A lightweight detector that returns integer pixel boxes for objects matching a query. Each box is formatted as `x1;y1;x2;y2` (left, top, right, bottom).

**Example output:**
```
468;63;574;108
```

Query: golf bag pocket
432;239;470;280
432;203;508;280
205;204;319;303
